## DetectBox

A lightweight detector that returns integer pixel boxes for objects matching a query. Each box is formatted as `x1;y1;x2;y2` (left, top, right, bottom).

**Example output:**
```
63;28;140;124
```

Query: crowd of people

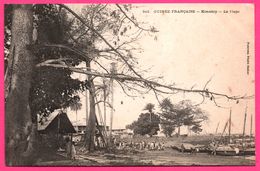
61;137;166;161
115;140;165;151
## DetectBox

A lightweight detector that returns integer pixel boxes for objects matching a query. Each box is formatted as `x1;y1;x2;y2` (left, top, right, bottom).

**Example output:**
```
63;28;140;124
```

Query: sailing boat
215;108;240;156
238;106;255;156
215;106;255;156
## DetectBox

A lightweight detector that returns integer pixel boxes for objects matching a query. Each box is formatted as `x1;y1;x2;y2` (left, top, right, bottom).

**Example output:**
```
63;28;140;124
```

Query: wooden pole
84;61;90;148
109;80;113;143
109;63;116;144
103;79;107;133
250;114;253;139
75;110;78;132
242;106;247;138
94;114;107;148
228;108;232;143
215;122;220;134
242;105;248;155
94;94;107;146
57;112;60;147
85;90;89;126
70;133;73;159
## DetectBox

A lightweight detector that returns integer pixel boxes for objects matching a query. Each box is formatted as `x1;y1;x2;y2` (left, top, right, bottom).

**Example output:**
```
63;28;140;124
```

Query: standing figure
71;141;76;160
65;137;71;159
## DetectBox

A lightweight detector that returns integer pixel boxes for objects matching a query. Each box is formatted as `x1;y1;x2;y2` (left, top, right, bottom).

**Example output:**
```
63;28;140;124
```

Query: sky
66;3;255;135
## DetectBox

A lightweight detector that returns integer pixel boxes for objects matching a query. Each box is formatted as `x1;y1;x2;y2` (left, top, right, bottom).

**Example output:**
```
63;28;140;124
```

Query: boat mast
228;108;232;143
242;105;248;153
250;114;253;139
215;122;220;134
221;120;229;137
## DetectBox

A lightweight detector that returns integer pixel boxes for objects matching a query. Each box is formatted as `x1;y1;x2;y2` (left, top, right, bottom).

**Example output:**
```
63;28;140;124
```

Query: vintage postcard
2;2;256;167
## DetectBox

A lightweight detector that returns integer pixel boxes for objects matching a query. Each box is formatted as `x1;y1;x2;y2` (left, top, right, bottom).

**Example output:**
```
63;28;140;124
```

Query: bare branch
35;5;253;107
59;4;143;79
194;93;206;106
211;96;229;109
116;81;139;98
29;44;92;61
36;62;254;102
115;4;159;33
203;75;214;90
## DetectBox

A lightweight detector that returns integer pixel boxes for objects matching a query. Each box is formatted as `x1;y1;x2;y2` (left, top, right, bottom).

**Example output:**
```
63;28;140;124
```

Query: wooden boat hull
239;149;255;156
216;149;255;156
216;150;238;156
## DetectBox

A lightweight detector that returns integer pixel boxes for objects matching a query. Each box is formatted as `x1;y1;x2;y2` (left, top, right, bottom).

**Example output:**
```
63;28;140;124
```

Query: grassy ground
35;135;255;166
36;148;255;166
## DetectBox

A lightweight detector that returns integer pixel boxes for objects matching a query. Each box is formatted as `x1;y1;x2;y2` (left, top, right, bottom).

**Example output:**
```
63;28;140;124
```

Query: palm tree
70;97;82;132
144;103;155;122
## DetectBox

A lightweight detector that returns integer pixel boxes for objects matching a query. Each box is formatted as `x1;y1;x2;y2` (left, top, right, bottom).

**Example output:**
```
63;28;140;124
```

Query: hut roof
38;110;76;134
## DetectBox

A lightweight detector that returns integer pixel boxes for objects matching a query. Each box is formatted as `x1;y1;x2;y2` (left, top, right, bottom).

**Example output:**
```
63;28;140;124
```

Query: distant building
73;124;109;134
75;124;87;134
112;128;133;138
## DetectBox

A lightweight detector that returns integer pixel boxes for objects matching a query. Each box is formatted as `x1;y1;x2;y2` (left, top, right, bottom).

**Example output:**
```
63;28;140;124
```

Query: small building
73;124;109;134
37;110;76;150
74;124;87;134
38;110;76;134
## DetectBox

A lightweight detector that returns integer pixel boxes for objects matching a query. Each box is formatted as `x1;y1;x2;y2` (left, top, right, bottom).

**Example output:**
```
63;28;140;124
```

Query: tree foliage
127;103;160;137
126;113;160;137
31;5;86;118
159;98;176;137
159;98;208;136
5;4;86;122
143;103;155;113
69;96;83;111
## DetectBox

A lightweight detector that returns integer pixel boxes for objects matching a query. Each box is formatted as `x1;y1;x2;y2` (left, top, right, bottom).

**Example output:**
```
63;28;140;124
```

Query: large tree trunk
5;5;36;166
86;80;96;151
84;60;96;152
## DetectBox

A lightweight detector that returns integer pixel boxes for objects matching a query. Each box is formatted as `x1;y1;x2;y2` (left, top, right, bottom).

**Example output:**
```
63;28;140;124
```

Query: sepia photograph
4;3;255;166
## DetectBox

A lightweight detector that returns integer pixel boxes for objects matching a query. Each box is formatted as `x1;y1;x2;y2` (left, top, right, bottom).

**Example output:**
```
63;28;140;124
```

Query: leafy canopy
126;103;160;137
159;98;209;136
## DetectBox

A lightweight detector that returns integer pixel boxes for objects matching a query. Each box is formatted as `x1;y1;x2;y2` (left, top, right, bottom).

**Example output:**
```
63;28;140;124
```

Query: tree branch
29;44;92;61
59;4;143;79
36;62;254;102
115;4;159;33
